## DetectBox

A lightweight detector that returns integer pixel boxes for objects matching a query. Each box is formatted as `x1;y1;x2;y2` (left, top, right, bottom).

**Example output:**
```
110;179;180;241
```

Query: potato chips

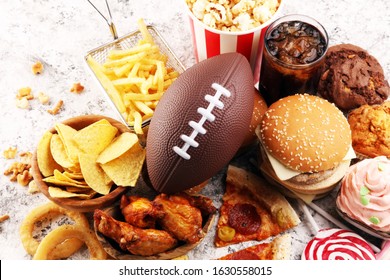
100;144;145;187
73;119;118;155
79;154;112;195
37;131;63;177
50;134;74;168
96;132;138;164
36;118;145;199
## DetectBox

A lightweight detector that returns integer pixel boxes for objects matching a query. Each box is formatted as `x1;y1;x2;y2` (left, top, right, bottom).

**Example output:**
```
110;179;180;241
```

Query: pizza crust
214;165;300;247
216;234;292;260
226;165;300;229
271;234;292;260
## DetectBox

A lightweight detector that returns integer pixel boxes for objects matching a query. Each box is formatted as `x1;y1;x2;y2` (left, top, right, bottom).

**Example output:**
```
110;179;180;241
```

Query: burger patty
286;167;337;185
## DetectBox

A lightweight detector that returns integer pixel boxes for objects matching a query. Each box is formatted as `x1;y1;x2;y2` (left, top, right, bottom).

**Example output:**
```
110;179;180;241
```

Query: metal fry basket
84;0;186;131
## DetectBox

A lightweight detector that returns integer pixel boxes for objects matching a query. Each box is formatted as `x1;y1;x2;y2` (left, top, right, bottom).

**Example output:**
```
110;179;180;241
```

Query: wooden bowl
94;198;216;260
31;115;131;212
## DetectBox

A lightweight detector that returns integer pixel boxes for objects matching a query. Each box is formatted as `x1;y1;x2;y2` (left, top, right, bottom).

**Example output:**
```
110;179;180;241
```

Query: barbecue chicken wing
153;193;216;244
94;209;177;256
180;192;217;217
120;195;164;228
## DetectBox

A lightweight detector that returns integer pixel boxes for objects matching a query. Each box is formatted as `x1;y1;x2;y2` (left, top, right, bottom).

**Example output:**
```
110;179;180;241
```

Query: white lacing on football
173;83;231;160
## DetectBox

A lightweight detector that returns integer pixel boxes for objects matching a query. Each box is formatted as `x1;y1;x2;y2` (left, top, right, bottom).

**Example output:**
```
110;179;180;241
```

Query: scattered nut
32;61;44;75
37;92;50;105
28;180;40;194
4;162;31;182
15;97;30;109
17;170;33;186
16;87;34;100
0;215;10;223
19;151;33;164
47;100;64;115
70;82;85;94
3;147;17;159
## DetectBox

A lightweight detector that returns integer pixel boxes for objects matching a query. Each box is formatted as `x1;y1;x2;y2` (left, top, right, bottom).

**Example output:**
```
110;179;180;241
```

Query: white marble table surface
0;0;389;260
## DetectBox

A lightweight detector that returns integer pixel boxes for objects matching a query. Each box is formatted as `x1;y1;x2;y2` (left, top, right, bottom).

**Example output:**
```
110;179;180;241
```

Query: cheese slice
289;190;316;204
259;161;317;203
344;145;357;161
264;148;301;181
264;144;356;181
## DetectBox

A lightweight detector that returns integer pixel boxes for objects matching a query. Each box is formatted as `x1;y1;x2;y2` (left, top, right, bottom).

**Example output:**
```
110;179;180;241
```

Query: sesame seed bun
259;94;351;173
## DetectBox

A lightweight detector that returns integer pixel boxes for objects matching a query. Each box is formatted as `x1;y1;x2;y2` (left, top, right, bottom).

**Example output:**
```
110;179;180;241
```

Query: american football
146;52;254;193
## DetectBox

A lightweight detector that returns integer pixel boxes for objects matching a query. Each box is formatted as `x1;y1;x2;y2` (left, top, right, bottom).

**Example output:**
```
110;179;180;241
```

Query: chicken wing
94;209;177;256
120;195;164;228
180;192;217;217
153;193;216;244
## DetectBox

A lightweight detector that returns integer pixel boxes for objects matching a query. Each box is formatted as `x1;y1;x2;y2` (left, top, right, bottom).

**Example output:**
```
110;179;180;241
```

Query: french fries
87;18;180;135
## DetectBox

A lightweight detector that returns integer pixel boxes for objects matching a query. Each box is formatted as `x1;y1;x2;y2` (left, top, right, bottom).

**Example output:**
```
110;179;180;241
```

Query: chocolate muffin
318;44;390;112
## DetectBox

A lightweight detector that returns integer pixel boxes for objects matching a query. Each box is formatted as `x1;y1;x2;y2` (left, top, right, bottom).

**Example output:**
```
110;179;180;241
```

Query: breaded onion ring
20;202;89;259
33;224;107;260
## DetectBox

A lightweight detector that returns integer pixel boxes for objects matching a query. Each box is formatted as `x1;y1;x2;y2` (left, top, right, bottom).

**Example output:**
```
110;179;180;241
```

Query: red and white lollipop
298;200;378;260
302;228;376;260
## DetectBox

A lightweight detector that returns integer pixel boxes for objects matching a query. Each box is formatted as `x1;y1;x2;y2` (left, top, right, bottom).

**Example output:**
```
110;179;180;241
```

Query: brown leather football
146;53;254;193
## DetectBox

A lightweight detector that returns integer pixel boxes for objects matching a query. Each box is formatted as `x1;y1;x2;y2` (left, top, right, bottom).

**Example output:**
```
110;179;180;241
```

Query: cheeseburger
256;94;355;199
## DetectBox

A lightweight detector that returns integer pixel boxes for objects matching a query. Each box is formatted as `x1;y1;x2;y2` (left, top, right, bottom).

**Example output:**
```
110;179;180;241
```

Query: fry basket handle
87;0;119;40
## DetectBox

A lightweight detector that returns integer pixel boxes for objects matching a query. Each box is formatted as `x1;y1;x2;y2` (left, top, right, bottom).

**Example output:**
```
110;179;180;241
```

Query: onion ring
19;202;89;259
33;224;107;260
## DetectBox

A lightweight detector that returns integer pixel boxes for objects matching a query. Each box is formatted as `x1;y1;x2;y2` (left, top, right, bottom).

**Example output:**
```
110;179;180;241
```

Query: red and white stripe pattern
302;228;376;260
188;16;267;85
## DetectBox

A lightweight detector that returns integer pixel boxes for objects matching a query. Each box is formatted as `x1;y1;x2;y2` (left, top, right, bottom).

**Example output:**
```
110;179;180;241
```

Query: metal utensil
84;0;185;141
87;0;118;40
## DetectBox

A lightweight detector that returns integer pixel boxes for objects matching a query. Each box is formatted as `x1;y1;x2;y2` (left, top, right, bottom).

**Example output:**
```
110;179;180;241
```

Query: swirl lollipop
298;200;376;260
302;228;376;260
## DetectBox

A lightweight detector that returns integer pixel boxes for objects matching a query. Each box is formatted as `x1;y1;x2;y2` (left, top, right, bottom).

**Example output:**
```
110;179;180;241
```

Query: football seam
172;83;231;160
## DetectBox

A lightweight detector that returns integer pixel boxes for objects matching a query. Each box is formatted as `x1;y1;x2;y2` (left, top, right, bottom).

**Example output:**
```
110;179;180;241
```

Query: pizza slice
214;165;300;247
217;234;291;260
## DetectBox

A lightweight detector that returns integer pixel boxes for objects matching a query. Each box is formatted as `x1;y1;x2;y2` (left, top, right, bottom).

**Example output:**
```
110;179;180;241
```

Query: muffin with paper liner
336;156;390;239
347;101;390;160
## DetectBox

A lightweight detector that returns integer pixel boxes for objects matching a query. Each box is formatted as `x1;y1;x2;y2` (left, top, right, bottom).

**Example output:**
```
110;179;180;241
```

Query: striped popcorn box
184;0;284;85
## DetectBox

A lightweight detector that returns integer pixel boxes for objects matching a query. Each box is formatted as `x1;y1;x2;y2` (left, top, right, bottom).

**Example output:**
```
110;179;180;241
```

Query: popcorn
186;0;280;32
203;13;217;28
192;0;209;19
207;3;227;22
231;0;255;15
233;12;255;31
264;0;279;10
253;5;273;23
